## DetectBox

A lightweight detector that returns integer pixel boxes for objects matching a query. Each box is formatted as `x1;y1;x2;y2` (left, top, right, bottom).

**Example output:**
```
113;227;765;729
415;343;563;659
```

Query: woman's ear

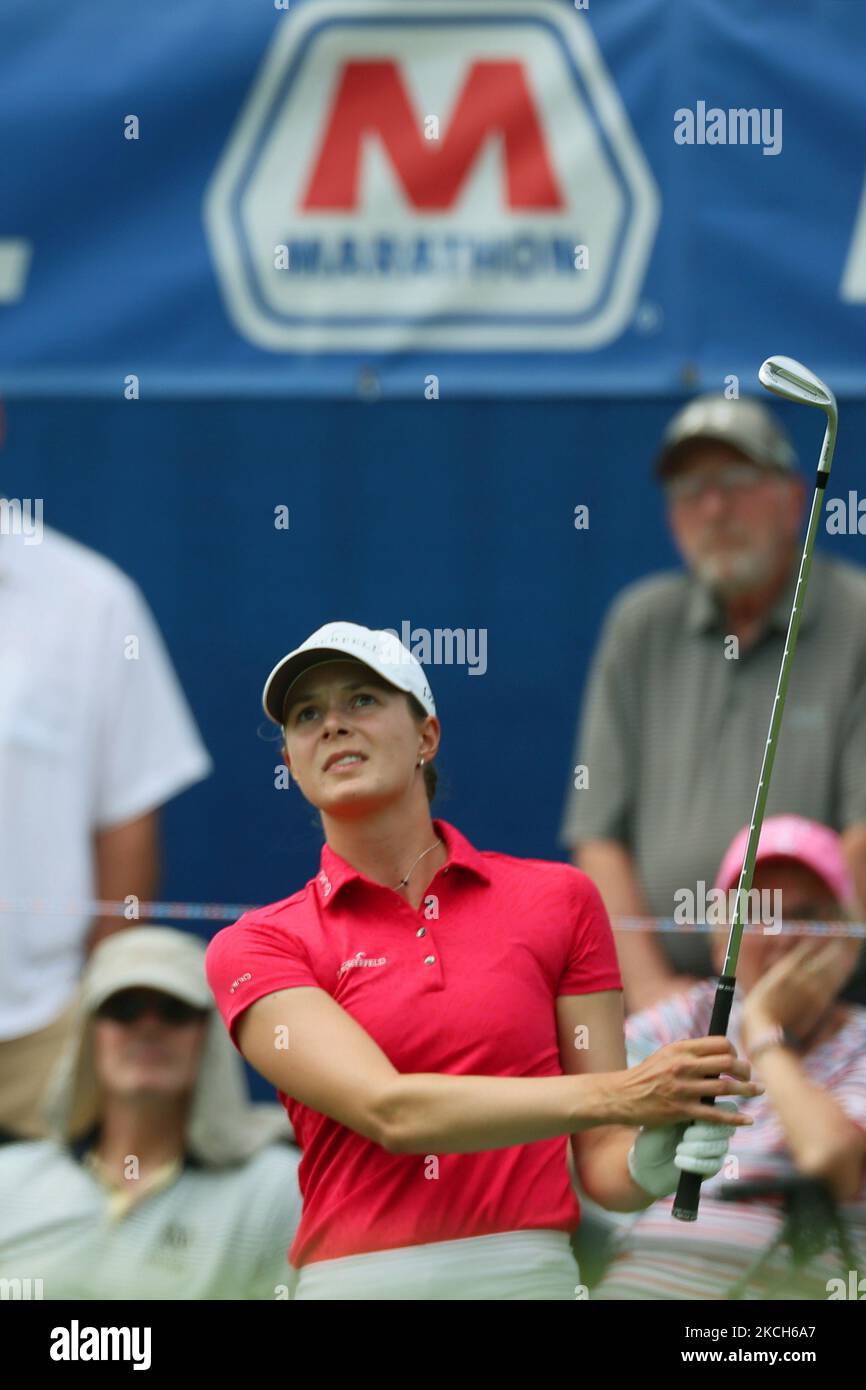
419;714;441;763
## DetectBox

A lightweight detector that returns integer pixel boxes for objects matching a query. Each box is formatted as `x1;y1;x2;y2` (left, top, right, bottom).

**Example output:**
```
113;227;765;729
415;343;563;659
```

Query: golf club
672;356;839;1222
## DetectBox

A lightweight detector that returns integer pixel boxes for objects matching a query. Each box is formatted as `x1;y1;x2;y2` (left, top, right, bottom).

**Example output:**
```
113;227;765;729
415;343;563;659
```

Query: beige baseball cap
83;926;213;1013
655;393;797;480
262;621;436;725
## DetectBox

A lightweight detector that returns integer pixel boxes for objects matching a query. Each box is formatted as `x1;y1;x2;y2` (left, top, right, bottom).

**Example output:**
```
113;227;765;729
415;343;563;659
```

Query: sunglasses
664;462;769;504
95;989;209;1026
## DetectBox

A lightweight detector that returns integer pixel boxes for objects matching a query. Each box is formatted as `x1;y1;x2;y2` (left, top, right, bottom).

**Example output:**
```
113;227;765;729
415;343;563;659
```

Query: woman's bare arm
743;1043;866;1201
236;985;760;1155
237;986;615;1153
237;987;400;1145
740;948;866;1201
556;990;655;1211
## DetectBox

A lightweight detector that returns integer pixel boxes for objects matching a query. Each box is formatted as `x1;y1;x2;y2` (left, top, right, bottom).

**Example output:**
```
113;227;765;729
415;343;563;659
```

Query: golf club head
759;355;837;418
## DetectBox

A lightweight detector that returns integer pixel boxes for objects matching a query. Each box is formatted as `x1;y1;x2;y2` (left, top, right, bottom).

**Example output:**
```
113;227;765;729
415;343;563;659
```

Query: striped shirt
0;1138;303;1300
593;983;866;1300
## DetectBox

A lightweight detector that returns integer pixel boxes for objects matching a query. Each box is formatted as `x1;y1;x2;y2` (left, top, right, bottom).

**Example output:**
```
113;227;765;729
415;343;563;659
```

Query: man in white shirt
0;517;211;1138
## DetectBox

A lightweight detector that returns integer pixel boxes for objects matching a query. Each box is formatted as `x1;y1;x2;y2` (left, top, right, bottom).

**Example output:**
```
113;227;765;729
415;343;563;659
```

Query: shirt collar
69;1124;202;1172
315;817;491;908
685;554;824;639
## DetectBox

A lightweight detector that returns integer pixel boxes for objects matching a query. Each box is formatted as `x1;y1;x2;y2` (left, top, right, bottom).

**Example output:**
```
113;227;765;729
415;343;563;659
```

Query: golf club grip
671;974;737;1222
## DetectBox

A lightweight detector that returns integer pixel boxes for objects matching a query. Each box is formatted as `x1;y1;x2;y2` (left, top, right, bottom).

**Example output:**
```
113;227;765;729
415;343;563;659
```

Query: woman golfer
206;622;762;1300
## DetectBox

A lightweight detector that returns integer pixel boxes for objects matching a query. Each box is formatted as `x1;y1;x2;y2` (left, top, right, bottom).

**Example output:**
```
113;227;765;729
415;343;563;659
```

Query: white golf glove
626;1101;738;1199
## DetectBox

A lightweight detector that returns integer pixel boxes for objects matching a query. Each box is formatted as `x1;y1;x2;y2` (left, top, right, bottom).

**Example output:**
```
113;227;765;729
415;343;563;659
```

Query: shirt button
423;954;436;966
416;926;426;937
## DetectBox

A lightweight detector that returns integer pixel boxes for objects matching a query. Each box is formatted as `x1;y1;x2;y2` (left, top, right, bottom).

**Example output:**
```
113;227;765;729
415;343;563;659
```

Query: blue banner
2;0;865;397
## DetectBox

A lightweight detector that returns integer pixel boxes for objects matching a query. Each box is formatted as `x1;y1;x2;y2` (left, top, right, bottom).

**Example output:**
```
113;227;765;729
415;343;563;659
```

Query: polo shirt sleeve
557;598;638;852
557;869;623;995
90;572;212;829
206;913;322;1050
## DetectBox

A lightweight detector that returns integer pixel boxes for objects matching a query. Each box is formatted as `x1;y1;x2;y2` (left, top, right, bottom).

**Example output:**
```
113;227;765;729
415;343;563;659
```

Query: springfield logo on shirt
50;1321;152;1370
338;951;387;978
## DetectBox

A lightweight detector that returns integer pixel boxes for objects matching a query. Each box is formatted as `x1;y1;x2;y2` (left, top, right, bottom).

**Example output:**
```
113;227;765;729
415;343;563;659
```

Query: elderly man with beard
559;394;866;1013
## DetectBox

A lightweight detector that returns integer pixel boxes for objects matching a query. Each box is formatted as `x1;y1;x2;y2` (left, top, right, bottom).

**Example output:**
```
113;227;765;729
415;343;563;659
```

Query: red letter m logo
302;60;564;211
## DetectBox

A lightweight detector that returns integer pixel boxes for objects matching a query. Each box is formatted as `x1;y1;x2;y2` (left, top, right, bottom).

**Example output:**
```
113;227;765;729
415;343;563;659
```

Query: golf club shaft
672;426;834;1222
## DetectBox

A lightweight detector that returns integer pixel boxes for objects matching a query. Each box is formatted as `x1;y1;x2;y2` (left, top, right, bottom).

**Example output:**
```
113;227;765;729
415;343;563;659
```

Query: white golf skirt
291;1229;580;1301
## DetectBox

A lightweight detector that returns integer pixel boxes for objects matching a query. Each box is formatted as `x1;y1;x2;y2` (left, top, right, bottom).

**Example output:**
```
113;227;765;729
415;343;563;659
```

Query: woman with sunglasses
2;925;301;1299
205;622;762;1300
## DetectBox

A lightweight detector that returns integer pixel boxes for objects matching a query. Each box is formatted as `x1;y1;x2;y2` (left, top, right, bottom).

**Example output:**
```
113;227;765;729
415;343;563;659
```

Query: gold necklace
392;838;444;890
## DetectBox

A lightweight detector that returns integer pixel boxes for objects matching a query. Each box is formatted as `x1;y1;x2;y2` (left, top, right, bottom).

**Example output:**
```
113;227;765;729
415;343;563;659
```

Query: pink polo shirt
205;818;622;1268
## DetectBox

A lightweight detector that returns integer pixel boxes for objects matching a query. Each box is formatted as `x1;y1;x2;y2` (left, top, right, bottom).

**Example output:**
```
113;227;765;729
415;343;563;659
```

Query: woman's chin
320;783;386;817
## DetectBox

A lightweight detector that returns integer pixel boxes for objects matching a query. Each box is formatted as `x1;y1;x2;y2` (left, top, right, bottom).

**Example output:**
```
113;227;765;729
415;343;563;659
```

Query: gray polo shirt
558;554;866;979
